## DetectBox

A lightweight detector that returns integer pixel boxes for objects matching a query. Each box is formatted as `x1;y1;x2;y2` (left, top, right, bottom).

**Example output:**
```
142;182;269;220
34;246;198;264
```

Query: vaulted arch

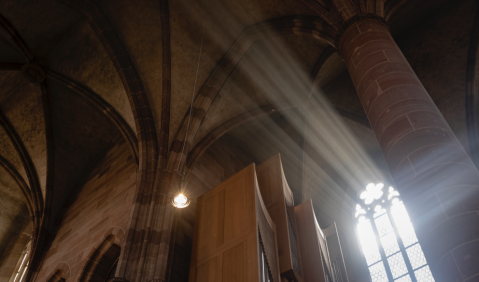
167;16;336;177
45;71;139;165
51;2;159;280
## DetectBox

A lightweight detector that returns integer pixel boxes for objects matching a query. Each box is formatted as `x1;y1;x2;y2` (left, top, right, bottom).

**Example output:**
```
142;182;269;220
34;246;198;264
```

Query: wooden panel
256;154;303;281
225;177;247;241
268;204;284;257
256;155;281;206
216;190;225;247
295;200;326;282
256;171;276;206
223;243;246;282
196;258;218;282
190;163;278;282
197;190;224;256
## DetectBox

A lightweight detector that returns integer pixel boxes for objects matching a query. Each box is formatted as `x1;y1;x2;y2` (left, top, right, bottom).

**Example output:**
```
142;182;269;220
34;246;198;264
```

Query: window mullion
387;210;417;282
368;214;395;282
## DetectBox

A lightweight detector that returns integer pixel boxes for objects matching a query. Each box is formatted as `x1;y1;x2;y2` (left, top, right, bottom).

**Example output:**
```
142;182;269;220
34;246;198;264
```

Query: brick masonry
35;138;137;282
340;20;479;281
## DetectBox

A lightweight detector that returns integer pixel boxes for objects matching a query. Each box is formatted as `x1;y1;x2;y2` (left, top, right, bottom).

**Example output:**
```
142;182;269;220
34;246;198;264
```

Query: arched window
79;235;121;282
104;258;118;282
355;183;435;282
9;240;31;282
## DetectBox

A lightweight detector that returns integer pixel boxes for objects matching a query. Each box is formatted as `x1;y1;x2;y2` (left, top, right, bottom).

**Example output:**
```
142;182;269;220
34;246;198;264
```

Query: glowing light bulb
175;194;187;204
172;194;190;208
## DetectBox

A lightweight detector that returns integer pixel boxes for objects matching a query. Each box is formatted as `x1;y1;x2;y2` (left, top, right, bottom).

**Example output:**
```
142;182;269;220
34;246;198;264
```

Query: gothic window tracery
355;183;434;282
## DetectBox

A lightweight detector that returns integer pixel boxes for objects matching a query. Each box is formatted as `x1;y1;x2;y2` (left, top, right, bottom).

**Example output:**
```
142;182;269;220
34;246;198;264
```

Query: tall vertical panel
257;167;275;205
223;243;246;282
225;178;247;241
295;200;327;282
256;154;303;281
189;164;280;282
197;190;223;256
216;191;225;248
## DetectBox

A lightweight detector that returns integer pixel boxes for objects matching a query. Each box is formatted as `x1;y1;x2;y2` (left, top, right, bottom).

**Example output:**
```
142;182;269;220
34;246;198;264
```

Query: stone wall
36;138;137;282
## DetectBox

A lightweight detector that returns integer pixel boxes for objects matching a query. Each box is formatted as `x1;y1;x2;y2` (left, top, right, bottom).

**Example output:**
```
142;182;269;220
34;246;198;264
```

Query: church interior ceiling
0;0;477;280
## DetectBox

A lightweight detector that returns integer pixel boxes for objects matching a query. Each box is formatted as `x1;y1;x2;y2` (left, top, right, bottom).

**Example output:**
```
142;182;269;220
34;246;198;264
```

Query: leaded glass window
355;183;434;282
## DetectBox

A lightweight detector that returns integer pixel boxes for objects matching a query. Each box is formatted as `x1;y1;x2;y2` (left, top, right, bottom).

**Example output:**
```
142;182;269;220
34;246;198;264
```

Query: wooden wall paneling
256;154;303;282
294;200;327;282
189;164;281;282
223;243;245;280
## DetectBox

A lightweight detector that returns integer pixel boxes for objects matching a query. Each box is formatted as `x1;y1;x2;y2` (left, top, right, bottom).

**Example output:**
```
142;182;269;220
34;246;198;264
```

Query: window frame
354;183;434;282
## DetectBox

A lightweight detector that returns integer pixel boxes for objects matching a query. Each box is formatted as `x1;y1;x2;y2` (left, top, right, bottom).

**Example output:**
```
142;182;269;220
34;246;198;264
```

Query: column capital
335;13;389;55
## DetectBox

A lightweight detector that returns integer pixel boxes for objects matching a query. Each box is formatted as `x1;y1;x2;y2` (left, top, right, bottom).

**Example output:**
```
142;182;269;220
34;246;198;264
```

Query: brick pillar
339;19;479;281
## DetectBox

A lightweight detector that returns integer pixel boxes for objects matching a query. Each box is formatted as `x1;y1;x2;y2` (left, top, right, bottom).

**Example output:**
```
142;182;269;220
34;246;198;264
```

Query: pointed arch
46;263;70;282
0;107;42;239
45;70;139;165
52;2;159;280
79;234;122;282
184;103;296;180
384;0;408;21
295;0;342;29
0;12;34;62
168;16;336;176
0;155;34;218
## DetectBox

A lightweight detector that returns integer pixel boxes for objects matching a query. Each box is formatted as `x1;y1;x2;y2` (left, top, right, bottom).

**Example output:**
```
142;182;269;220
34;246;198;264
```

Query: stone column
338;18;479;281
